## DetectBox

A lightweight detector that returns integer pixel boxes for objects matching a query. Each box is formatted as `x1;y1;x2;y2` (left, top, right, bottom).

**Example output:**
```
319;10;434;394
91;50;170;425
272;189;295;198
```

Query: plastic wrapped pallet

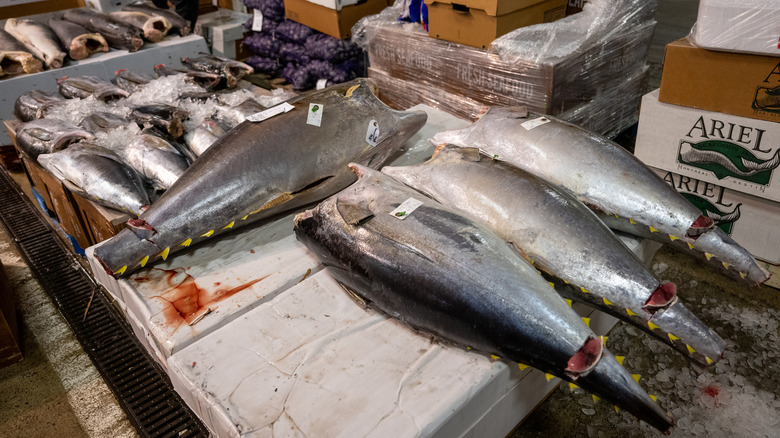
689;0;780;56
354;0;656;116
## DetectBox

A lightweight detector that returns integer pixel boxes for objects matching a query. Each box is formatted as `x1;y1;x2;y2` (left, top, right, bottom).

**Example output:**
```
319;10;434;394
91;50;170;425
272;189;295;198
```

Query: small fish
294;164;673;432
432;107;771;286
122;1;191;36
63;7;143;52
48;15;108;61
109;11;172;43
79;112;135;134
15;118;94;159
183;118;226;156
14;90;64;122
181;53;254;88
38;142;150;216
122;131;189;190
112;68;155;93
4;18;66;69
0;28;43;77
154;63;222;91
57;75;131;101
128;104;189;138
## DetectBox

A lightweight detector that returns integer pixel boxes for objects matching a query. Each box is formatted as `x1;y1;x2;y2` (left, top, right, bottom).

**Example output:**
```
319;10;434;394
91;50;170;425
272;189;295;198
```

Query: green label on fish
307;103;323;127
677;140;780;185
390;198;423;220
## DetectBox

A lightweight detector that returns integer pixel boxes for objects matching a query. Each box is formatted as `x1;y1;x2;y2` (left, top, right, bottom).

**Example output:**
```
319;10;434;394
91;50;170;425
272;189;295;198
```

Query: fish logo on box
677;116;780;186
662;171;741;235
753;62;780;114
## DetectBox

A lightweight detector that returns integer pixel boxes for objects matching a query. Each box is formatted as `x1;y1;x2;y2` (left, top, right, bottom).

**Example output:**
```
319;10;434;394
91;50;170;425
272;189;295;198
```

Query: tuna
121;131;189;190
294;164;674;432
63;7;144;52
79;112;135;133
57;75;131;101
13;90;64;122
383;145;726;367
431;107;771;286
47;15;108;61
181;53;254;88
113;68;155;93
14;118;94;159
183;118;226;156
38;142;150;216
122;1;191;36
0;28;43;77
4;18;66;69
128;104;189;138
154;63;222;91
92;79;426;277
109;11;172;43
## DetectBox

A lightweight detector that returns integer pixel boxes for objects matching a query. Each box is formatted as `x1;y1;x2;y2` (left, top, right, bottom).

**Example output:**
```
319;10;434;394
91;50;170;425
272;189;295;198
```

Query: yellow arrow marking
202;230;214;238
614;406;620;413
649;226;658;233
632;374;641;383
138;256;149;268
668;333;680;342
545;373;555;382
491;354;500;361
648;321;660;330
705;252;714;260
603;297;614;306
582;317;591;327
626;308;638;317
706;356;714;365
115;265;127;275
687;344;696;354
159;247;170;260
592;394;600;403
629;218;636;224
344;84;360;97
650;394;657;402
568;382;578;391
565;299;573;307
740;272;747;279
687;242;694;250
616;356;625;365
722;262;730;269
242;215;249;220
518;363;529;371
669;234;680;241
179;238;192;247
223;221;235;229
548;282;556;289
580;287;590;294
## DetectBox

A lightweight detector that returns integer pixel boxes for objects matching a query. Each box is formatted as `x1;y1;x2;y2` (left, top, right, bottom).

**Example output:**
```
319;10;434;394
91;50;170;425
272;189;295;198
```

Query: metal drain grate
0;169;208;438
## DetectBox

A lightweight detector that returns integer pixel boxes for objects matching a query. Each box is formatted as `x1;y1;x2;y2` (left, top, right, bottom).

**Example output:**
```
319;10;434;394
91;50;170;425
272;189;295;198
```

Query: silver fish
183;118;226;156
13;90;64;122
15;118;94;159
109;11;172;43
79;112;135;133
181;53;254;89
4;18;66;69
63;7;144;52
294;164;674;432
0;28;43;77
383;145;726;366
432;107;771;286
122;132;189;190
57;75;131;101
38;142;150;216
154;63;222;91
92;78;426;277
47;15;108;61
128;104;189;138
113;68;155;93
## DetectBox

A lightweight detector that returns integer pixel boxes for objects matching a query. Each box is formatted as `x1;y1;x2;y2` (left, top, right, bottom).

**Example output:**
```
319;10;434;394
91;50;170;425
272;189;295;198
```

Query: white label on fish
521;117;551;131
246;102;294;122
316;79;328;90
307;103;323;127
252;10;264;31
390;198;423;220
366;120;379;146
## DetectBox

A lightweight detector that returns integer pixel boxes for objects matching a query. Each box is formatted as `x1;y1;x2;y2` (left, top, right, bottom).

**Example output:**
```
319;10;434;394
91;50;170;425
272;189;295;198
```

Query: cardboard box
194;9;252;59
425;0;566;49
565;0;586;15
284;0;389;39
659;38;780;124
305;0;360;11
68;183;129;246
691;0;780;57
635;89;780;204
651;167;780;264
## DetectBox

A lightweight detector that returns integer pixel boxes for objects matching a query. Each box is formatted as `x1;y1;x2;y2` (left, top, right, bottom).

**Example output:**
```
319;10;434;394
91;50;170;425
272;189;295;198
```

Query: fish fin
336;198;374;226
338;282;370;307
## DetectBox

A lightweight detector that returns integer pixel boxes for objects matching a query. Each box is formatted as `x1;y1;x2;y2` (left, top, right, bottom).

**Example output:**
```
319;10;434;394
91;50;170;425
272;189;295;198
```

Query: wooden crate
68;184;129;246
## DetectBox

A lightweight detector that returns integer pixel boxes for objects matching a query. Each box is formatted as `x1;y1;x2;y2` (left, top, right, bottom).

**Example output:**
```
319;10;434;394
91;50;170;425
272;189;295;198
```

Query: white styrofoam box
122;304;169;368
194;10;250;58
635;89;780;203
83;0;136;12
303;0;360;11
651;167;780;264
692;0;780;56
167;270;620;438
0;34;208;145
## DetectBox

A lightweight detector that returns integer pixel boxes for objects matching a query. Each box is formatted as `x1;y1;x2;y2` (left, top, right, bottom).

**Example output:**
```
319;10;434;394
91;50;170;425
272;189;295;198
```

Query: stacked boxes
634;1;780;263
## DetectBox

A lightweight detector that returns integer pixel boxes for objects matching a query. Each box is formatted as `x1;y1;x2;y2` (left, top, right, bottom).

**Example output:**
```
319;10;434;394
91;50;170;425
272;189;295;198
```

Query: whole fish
181;53;254;89
109;11;172;43
432;107;771;286
183;118;226;156
47;15;108;61
63;7;143;52
79;112;135;133
0;28;43;77
4;18;66;69
13;90;64;122
128;104;189;138
383;145;726;366
121;132;189;190
92;79;426;277
141;126;197;164
154;63;221;91
113;68;154;93
57;75;130;101
38;142;150;216
15;118;94;159
294;164;673;432
122;1;191;36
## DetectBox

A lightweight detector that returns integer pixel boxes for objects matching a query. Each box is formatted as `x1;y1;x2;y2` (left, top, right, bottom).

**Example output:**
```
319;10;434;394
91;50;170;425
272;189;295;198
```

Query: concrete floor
3;1;776;437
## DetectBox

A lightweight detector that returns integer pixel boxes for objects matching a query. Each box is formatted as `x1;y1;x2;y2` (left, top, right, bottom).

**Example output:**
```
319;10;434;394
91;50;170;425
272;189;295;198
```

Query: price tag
252;9;264;32
390;198;423;220
365;120;379;146
521;116;551;131
246;102;294;122
307;103;323;127
316;79;328;90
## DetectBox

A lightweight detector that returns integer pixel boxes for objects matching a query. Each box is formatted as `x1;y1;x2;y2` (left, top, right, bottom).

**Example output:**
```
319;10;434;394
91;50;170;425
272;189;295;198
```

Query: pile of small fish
12;55;257;216
0;1;191;79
